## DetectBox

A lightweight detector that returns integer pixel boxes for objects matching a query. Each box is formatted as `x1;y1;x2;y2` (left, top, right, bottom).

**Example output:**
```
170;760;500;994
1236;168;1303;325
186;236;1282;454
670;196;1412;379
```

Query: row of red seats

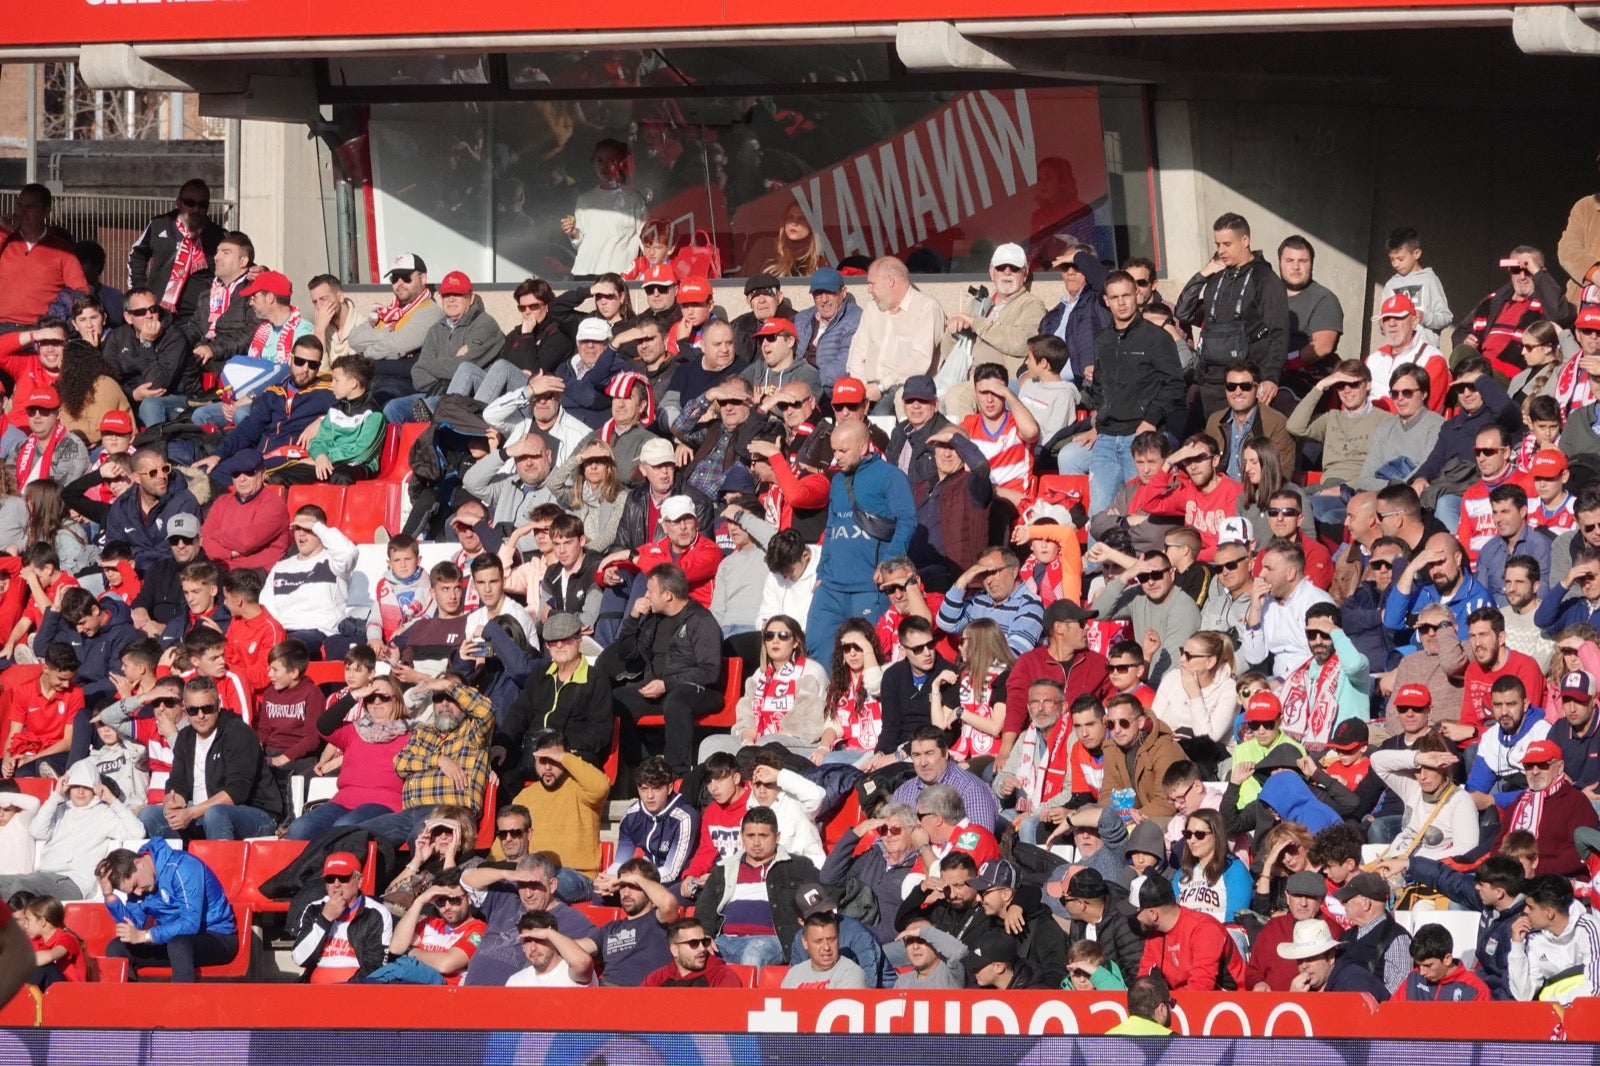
245;422;427;545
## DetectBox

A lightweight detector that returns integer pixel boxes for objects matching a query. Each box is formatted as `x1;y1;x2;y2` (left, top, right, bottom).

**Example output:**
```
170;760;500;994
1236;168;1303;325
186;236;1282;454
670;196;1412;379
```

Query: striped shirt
937;582;1044;657
721;859;777;936
962;411;1031;493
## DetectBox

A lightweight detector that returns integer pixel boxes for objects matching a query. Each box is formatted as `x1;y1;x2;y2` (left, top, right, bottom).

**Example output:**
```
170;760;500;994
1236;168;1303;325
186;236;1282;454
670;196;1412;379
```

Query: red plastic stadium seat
634;659;743;730
13;778;53;804
64;902;117;957
304;660;347;687
382;422;429;484
726;964;757;988
340;481;396;543
756;965;788;988
574;903;627;925
188;840;248;901
237;838;309;913
822;791;861;850
475;775;499;846
286;483;346;528
90;956;129;983
599;840;615;870
376;424;403;479
0;986;40;1026
602;717;623;786
135;903;254;979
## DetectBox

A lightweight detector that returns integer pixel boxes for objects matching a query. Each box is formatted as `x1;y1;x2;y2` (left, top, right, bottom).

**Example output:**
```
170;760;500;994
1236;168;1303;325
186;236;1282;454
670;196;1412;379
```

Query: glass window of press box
315;47;1159;283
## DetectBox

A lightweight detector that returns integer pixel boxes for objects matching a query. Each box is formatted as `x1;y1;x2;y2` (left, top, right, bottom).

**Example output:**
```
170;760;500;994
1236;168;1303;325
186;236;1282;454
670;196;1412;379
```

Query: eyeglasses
1106;717;1137;729
1304;629;1332;641
1166;780;1202;806
1224;381;1257;392
291;357;321;369
763;630;794;642
518;301;546;311
185;704;219;716
1266;508;1301;518
1369;559;1393;570
675;936;713;949
1108;662;1141;673
323;873;356;884
1473;447;1504;457
139;465;173;477
126;305;158;318
1217;557;1248;572
180;196;210;210
1137;568;1170;583
1389;387;1419;400
878;580;913;594
902;640;935;655
1181;829;1212;840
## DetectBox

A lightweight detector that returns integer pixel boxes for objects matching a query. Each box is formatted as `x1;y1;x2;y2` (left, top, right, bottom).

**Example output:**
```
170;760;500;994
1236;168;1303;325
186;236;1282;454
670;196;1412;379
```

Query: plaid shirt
394;681;494;814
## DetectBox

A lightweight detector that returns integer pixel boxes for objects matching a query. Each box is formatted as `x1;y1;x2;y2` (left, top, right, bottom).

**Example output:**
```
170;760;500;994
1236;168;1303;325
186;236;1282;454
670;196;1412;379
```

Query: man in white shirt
1240;540;1333;676
845;257;944;415
505;909;596;987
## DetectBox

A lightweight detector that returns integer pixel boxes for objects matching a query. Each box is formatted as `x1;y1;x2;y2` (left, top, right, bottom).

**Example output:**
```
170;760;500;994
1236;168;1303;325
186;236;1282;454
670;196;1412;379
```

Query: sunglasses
186;704;220;716
878;581;913;594
1181;829;1212;840
993;264;1025;274
902;641;935;655
149;696;181;708
513;881;549;892
1224;381;1257;392
390;271;417;283
24;407;53;417
763;630;794;642
323;873;356;884
1266;507;1301;518
1178;649;1210;661
1109;662;1141;673
168;535;197;546
180;196;210;209
140;465;173;476
1369;559;1393;570
518;301;546;311
436;894;468;906
642;285;675;296
291;357;321;369
834;400;867;412
1137;568;1171;583
1414;623;1444;635
1473;447;1504;457
1133;277;1154;288
774;400;807;412
361;693;395;707
1523;760;1556;771
716;399;748;408
1305;629;1332;641
1246;720;1279;731
1218;557;1249;572
1389;387;1419;399
1454;382;1479;394
880;824;906;836
1107;717;1138;729
126;306;159;318
1396;705;1429;714
675;936;713;949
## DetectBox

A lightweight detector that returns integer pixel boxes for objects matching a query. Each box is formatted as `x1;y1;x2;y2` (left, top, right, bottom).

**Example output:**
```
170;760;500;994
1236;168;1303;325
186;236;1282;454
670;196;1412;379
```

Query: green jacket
310;392;385;470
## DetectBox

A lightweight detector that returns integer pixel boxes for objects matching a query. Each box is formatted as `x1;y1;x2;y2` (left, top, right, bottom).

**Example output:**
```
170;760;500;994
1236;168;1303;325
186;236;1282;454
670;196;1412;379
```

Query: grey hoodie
412;295;507;395
30;761;145;895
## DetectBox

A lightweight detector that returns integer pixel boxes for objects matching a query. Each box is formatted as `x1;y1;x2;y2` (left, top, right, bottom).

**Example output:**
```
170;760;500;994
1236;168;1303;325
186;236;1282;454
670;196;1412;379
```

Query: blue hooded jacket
34;595;139;705
1037;250;1111;381
816;453;915;593
1258;771;1342;834
104;838;236;945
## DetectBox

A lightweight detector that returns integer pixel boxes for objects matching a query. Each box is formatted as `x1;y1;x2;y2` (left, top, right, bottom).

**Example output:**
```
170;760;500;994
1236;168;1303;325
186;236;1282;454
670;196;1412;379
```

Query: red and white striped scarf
206;273;244;336
1554;352;1596;419
1280;651;1342;750
1506;774;1565;835
248;309;303;363
371;288;431;328
16;423;66;487
600;372;655;444
161;216;208;312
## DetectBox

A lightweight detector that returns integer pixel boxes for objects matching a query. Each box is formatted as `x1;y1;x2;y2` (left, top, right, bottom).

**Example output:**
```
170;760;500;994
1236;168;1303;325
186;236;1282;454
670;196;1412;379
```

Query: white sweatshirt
30;791;145;895
260;521;359;636
1509;900;1600;1003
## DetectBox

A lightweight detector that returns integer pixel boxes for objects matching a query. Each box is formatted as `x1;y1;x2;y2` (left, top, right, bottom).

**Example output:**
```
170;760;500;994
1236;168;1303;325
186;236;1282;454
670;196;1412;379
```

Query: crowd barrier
9;986;1594;1040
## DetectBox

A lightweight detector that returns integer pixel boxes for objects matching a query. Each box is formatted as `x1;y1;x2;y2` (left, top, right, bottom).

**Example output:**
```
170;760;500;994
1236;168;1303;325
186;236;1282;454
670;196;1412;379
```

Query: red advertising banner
15;0;1547;48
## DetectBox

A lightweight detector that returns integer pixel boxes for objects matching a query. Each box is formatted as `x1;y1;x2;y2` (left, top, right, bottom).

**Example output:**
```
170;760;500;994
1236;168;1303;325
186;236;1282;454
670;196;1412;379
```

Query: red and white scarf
371;288;431;328
950;666;1003;759
1554;352;1595;419
753;659;808;736
1506;775;1565;836
1014;718;1072;804
1023;554;1066;607
248;308;303;364
16;423;66;487
600;372;655;444
206;273;243;337
161;216;208;312
1280;652;1342;750
831;673;881;751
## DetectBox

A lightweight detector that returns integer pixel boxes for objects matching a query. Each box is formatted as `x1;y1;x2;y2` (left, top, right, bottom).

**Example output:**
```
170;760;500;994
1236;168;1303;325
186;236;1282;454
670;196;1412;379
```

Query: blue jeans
1086;432;1137;518
361;954;447;985
192;401;249;428
556;867;594;904
384;393;436;424
357;805;431;849
449;361;528;404
805;586;886;661
715;934;784;967
286;801;395;842
139;801;279;840
1435;493;1463;534
139;395;190;427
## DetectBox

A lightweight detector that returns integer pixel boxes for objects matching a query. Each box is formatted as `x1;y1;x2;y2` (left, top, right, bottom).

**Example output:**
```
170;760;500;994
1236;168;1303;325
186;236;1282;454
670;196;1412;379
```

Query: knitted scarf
16;423;66;487
248;309;303;363
951;666;1003;759
830;673;881;751
371;288;430;327
753;658;808;736
600;372;655;444
1280;651;1342;749
161;216;207;312
1506;774;1565;835
1014;718;1072;804
1554;352;1595;418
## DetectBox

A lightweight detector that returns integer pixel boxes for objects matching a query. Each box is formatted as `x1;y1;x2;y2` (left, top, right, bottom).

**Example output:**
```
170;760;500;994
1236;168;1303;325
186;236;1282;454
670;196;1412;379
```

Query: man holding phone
1455;246;1575;377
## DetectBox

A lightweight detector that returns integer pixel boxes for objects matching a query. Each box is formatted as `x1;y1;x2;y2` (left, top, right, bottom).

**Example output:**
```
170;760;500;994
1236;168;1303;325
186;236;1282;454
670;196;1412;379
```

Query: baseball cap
100;410;135;435
969;859;1019;893
23;386;59;410
1117;874;1177;917
901;375;937;402
744;273;782;295
809;267;844;294
641;264;677;288
1043;600;1097;629
542;612;581;644
962;932;1019;973
990;242;1028;270
1285;871;1328;898
1578;305;1600;332
575;318;612;343
437;270;473;296
638;438;677;467
793;882;839;919
1333;870;1389;904
832;377;867;406
1522;739;1564;766
752;317;797;340
165;513;200;540
661;495;697;522
1327;719;1369;752
1244;691;1282;723
1216;517;1252;547
1064;868;1109;901
720;465;757;495
678;277;713;303
230;448;265;473
1378;292;1417;319
1394;684;1432;710
238;270;291;299
323;851;362;878
1562;671;1596;701
1531;449;1570;478
386;253;427;278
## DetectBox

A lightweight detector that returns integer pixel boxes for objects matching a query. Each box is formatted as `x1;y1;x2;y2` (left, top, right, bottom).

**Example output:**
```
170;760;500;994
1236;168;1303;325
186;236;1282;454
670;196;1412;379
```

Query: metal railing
0;191;236;285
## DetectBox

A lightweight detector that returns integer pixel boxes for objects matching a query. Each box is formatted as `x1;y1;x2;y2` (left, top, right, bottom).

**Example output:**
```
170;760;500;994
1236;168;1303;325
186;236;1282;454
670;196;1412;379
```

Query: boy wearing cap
1229;692;1307;809
1528;449;1575;533
15;385;85;488
794;267;861;387
972;857;1068;987
965;930;1046;990
742;316;821;399
1059;868;1146;980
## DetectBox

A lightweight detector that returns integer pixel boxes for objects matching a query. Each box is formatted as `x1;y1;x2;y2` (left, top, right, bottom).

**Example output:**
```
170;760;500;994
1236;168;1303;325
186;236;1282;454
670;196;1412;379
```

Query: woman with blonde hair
1249;820;1315;916
1152;629;1238;776
763;203;825;278
288;673;412;841
930;618;1013;768
564;441;626;551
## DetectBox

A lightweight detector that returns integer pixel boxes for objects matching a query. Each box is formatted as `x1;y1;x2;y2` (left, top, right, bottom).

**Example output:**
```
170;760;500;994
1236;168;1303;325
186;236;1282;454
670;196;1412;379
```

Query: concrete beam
895;20;1165;83
200;75;321;125
1513;5;1600;54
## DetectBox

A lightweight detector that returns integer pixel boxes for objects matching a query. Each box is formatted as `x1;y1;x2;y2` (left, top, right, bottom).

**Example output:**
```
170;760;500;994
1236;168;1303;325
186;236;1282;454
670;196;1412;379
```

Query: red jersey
1136;905;1247;990
22;572;79;629
1131;469;1243;561
961;410;1031;494
1;665;83;753
1461;649;1547;739
913;819;1001;874
1530;492;1577;535
224;608;287;699
34;928;85;982
412;915;486;986
1458;469;1536;566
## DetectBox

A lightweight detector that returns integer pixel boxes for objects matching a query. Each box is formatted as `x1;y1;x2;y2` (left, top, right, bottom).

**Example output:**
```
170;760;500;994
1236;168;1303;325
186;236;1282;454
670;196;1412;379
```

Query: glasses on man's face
24;407;51;418
1396;706;1429;716
1224;381;1256;393
1106;717;1137;730
186;703;219;717
1266;507;1301;518
1137;568;1170;584
1217;557;1248;572
1473;447;1504;457
1369;559;1394;571
1454;382;1479;394
1304;629;1332;642
291;357;320;370
1166;780;1201;806
675;936;713;949
436;894;468;906
880;824;906;836
1389;387;1419;400
774;400;806;412
878;580;912;595
168;535;197;547
180;196;210;210
140;465;173;477
126;305;158;318
324;873;356;885
149;697;181;709
901;640;935;655
1377;510;1402;521
992;264;1025;275
1583;521;1600;534
835;400;866;412
518;301;546;312
716;399;747;409
642;285;674;296
1414;623;1444;635
1131;277;1154;288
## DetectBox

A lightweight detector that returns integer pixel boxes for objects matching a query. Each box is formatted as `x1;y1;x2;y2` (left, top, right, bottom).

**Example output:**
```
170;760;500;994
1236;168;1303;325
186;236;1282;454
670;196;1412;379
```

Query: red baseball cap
1244;691;1282;723
1394;684;1432;710
437;271;473;296
1379;293;1417;319
1522;739;1563;766
678;277;712;303
1531;449;1569;478
99;410;135;435
641;264;677;287
238;270;291;300
832;377;867;406
753;317;797;340
1577;305;1600;332
24;386;59;411
323;851;361;878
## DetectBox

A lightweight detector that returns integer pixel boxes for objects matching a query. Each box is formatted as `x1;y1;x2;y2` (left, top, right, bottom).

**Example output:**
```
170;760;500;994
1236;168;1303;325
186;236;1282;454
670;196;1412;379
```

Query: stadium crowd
0;157;1598;1005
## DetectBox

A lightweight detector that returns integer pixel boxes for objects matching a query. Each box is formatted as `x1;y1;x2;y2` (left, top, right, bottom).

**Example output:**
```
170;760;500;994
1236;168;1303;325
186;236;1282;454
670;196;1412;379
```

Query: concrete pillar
237;119;328;288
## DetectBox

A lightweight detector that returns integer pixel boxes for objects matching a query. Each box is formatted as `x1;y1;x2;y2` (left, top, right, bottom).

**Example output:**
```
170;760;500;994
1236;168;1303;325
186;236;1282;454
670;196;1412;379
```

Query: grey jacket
462;451;558;548
1353;408;1445;492
412;296;505;394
